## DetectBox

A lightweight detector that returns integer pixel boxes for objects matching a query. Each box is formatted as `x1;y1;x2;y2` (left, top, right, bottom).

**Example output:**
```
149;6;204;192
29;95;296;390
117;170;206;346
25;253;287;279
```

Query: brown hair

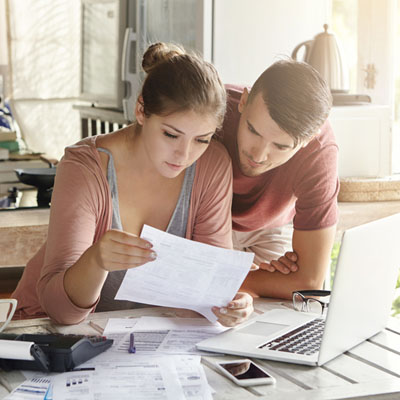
248;60;332;146
139;42;226;127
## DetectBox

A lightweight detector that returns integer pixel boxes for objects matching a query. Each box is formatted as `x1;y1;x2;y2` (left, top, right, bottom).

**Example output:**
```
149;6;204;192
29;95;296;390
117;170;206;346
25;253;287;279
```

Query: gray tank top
96;148;196;311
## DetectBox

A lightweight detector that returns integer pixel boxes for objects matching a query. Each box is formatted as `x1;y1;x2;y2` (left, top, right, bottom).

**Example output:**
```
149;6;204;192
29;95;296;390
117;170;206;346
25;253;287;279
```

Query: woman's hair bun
142;42;185;73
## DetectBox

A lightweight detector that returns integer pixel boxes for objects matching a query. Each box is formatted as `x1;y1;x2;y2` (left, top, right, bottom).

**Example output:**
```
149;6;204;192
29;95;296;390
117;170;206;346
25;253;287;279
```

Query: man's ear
135;96;145;125
238;88;249;113
301;128;322;148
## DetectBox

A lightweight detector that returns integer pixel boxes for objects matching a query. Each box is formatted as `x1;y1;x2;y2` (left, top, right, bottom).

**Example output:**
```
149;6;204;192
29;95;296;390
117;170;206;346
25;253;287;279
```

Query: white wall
213;0;330;85
3;0;331;159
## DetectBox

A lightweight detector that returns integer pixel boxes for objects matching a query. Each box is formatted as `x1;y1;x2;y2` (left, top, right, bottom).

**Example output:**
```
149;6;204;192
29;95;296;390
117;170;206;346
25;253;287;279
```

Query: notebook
197;213;400;366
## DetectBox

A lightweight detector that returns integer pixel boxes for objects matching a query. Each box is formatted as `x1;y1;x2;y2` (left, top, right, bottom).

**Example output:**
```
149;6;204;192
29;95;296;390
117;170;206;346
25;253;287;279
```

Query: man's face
236;90;308;177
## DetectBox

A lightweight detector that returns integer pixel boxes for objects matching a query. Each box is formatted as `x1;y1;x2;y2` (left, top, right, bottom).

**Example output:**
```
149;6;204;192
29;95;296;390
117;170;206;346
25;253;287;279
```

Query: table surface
1;298;400;400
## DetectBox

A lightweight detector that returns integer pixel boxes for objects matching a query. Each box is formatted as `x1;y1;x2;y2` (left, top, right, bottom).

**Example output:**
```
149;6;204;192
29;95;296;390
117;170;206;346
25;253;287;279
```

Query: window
332;0;399;174
332;0;358;94
393;0;400;173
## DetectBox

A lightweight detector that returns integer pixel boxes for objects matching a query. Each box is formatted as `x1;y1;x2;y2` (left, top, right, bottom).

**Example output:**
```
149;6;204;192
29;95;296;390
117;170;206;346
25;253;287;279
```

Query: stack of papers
91;317;227;359
6;226;254;399
45;355;211;400
5;317;224;400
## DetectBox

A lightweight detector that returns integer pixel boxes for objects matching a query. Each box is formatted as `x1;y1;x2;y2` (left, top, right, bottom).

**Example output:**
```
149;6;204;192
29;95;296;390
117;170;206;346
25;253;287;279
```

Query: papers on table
4;377;51;400
111;317;227;356
6;317;218;400
115;225;254;322
51;357;210;400
78;317;226;367
51;371;91;400
96;317;139;349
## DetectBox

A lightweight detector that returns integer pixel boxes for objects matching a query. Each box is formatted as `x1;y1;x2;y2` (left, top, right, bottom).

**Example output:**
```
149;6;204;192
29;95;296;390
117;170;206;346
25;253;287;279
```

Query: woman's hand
91;229;156;272
212;292;254;327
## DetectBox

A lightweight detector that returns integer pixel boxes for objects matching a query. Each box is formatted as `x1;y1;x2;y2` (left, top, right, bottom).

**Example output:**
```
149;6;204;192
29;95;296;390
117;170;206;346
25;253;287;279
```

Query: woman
12;43;253;327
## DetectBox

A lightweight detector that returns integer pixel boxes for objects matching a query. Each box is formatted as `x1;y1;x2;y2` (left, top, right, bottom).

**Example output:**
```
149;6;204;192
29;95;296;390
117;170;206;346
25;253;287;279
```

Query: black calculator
0;333;113;372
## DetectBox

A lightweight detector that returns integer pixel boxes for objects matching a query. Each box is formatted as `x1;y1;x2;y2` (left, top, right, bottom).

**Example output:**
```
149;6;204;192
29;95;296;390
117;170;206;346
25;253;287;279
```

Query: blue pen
128;332;136;353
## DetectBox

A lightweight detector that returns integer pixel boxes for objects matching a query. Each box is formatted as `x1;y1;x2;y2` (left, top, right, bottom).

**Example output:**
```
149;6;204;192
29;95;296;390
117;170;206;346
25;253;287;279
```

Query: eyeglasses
0;299;17;333
292;290;330;315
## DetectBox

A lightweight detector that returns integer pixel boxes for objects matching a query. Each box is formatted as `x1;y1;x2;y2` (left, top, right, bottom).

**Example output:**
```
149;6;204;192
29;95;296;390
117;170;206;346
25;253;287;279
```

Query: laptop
197;213;400;366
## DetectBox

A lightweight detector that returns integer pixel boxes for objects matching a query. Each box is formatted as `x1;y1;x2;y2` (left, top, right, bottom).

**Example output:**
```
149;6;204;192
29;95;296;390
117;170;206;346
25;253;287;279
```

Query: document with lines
115;225;254;322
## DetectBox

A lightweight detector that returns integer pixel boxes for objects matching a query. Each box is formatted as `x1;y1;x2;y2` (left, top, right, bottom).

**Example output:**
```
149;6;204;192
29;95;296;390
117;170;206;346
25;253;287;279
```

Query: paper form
91;356;212;400
101;317;138;347
4;376;51;400
103;318;138;333
51;371;91;400
115;225;254;322
50;356;211;400
116;317;226;355
78;317;224;368
174;356;213;400
7;320;214;400
133;317;228;331
91;357;184;400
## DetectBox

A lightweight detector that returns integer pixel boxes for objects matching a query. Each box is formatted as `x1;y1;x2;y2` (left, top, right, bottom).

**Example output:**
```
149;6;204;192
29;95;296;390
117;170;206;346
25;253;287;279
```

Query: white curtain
7;0;82;159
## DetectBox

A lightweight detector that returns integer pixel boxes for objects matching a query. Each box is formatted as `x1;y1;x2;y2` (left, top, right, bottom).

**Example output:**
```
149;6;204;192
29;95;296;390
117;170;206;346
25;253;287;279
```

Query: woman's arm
37;159;106;324
37;158;154;324
64;229;155;309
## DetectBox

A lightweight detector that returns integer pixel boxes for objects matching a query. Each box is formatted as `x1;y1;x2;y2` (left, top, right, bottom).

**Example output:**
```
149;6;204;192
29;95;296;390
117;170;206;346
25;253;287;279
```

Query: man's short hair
248;60;332;146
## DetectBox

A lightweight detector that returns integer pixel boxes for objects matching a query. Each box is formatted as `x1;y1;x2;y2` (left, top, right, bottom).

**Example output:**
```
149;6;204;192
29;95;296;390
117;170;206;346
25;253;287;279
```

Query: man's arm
240;225;336;299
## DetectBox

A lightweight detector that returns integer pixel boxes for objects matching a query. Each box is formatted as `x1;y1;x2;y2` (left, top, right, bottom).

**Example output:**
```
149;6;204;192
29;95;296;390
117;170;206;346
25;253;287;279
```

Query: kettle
291;24;349;93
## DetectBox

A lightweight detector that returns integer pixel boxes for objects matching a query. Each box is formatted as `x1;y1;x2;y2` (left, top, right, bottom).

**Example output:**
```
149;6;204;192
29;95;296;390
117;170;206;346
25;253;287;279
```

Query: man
221;60;339;300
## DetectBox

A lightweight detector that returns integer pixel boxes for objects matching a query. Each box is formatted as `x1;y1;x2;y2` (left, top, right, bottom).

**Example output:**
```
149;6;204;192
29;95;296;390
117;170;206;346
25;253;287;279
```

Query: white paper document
51;371;92;400
173;355;213;400
90;357;185;400
116;317;227;355
4;376;51;400
80;317;225;368
115;225;254;322
100;317;139;348
50;355;212;400
7;317;215;400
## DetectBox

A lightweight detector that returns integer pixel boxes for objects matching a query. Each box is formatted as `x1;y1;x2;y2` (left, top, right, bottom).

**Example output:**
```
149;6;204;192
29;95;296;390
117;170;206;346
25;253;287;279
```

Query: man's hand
241;226;336;299
258;251;299;274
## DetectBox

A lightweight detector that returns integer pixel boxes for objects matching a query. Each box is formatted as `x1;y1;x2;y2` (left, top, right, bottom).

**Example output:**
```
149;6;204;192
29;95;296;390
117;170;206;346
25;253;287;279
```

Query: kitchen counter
1;199;400;273
0;208;49;267
2;200;400;266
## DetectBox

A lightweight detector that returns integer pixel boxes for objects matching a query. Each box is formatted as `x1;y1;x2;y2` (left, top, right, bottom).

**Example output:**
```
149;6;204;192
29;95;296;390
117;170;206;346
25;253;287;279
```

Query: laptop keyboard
258;318;325;355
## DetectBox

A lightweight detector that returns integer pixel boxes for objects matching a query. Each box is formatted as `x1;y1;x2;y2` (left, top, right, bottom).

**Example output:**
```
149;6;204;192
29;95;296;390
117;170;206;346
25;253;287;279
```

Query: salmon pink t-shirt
221;85;339;232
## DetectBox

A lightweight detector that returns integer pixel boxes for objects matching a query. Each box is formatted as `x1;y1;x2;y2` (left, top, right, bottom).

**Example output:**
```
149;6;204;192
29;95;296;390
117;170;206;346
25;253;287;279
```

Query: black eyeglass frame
292;290;331;315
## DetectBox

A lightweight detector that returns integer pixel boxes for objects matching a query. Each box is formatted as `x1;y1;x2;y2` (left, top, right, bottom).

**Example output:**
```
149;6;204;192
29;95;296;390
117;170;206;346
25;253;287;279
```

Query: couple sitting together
12;42;339;327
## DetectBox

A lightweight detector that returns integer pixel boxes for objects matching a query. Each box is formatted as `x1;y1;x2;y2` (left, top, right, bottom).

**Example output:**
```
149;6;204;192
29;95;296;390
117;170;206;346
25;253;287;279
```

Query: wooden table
1;298;400;399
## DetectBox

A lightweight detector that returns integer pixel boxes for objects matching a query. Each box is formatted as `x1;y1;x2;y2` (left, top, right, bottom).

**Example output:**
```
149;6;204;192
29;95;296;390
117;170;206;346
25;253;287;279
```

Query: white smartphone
215;359;276;387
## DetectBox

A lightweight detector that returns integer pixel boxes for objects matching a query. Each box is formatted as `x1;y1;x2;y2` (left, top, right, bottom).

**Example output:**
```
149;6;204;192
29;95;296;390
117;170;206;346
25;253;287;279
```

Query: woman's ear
135;96;145;125
238;88;249;113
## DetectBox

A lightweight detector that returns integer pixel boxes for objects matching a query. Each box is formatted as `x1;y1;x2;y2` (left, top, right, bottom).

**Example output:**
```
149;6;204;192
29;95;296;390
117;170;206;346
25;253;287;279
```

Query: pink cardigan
12;136;233;324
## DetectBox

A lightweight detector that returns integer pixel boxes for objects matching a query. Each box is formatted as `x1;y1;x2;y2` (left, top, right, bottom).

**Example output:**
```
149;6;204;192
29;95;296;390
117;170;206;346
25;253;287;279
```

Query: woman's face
136;104;218;178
